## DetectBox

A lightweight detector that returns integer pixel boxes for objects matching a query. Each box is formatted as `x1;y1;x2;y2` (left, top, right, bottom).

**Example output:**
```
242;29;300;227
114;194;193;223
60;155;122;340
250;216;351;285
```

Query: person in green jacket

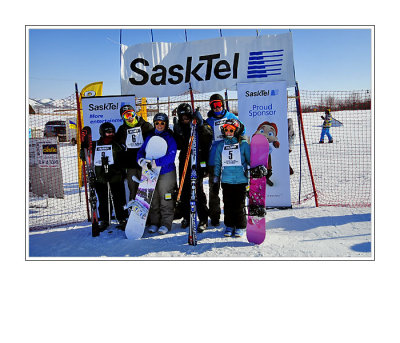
214;119;250;238
115;104;153;201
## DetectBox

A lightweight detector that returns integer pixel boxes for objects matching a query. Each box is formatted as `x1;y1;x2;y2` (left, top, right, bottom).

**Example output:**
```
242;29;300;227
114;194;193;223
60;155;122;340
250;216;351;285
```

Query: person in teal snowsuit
214;119;250;237
205;93;244;227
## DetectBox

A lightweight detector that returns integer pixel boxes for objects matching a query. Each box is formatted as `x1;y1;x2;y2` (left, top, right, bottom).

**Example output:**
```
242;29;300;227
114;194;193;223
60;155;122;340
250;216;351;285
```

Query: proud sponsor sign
238;81;291;207
121;33;295;97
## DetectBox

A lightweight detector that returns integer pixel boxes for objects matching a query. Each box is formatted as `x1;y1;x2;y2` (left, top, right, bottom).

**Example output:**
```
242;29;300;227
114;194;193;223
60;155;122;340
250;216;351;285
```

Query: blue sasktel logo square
247;49;284;79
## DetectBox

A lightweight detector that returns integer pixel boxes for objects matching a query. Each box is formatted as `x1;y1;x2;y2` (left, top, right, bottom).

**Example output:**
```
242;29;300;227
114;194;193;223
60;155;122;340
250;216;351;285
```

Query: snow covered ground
28;205;371;259
28;109;372;259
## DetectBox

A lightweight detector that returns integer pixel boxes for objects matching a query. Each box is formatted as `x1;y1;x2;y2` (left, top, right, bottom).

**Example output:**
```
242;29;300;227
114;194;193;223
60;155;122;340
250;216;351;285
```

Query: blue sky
28;27;372;99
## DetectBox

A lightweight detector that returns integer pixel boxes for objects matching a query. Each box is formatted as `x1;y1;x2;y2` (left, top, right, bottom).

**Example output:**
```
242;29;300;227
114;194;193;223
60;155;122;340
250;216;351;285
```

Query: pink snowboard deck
246;134;269;245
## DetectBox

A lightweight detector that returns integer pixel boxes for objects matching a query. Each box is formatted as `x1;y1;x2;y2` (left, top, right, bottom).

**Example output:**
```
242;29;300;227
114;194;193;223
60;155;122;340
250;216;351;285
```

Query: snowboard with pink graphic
246;134;269;245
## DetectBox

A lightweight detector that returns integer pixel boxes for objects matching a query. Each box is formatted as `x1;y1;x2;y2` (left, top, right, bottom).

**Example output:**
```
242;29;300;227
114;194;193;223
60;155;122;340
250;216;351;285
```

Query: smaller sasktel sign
121;33;295;97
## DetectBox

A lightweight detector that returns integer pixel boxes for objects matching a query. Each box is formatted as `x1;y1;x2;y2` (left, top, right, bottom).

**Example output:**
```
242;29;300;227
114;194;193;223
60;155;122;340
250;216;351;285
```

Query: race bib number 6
126;127;144;148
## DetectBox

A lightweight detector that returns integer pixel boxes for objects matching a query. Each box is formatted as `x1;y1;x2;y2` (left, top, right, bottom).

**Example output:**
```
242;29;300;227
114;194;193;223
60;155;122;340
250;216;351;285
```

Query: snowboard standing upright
246;134;269;245
124;136;167;239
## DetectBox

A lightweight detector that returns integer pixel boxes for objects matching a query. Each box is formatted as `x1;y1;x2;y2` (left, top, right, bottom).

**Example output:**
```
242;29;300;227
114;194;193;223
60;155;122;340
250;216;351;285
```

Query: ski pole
102;156;112;225
176;134;194;202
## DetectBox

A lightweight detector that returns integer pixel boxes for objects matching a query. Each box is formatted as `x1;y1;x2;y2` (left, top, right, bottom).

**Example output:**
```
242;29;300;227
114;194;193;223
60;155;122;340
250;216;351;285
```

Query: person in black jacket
81;122;128;231
114;104;153;201
173;103;213;232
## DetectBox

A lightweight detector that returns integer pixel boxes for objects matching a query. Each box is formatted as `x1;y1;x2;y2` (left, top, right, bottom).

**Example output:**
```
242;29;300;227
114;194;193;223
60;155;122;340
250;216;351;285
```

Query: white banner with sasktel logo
238;81;291;207
121;33;295;97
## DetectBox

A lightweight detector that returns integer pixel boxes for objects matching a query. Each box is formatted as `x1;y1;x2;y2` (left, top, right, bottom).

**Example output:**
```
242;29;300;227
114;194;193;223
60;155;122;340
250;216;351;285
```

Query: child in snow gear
253;121;280;186
80;122;128;231
137;113;177;235
205;93;244;226
115;104;153;200
214;119;250;237
173;103;212;233
319;109;333;143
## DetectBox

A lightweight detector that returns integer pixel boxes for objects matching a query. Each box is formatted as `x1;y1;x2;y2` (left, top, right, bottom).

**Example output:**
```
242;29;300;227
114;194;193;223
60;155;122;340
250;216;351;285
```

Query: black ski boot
197;220;207;233
116;219;127;230
99;221;109;232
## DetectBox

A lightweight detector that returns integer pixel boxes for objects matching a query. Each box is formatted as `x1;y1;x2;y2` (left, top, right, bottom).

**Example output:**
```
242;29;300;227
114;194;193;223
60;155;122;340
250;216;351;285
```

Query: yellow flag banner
136;97;147;121
77;82;103;188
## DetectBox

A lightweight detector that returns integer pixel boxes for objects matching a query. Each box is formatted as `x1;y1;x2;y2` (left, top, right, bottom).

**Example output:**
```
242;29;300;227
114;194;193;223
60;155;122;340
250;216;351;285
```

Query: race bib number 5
222;143;241;167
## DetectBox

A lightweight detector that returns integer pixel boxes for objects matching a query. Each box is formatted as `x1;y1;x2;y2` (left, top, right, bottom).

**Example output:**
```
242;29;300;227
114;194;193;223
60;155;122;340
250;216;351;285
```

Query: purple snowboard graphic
246;134;269;245
124;136;167;239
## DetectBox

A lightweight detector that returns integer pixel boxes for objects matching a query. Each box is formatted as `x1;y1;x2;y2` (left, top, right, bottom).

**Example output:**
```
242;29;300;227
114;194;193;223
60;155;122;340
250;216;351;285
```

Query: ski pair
81;128;100;237
188;118;198;246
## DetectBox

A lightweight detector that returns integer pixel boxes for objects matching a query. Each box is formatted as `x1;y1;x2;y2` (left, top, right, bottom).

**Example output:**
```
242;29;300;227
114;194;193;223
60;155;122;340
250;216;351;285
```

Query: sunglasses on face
104;128;115;134
155;121;166;126
224;128;235;133
210;100;223;109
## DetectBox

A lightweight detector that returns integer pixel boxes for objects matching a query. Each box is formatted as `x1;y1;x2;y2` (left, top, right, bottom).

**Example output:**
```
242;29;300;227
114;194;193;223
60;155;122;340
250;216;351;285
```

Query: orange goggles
210;100;223;109
154;121;166;126
223;125;236;133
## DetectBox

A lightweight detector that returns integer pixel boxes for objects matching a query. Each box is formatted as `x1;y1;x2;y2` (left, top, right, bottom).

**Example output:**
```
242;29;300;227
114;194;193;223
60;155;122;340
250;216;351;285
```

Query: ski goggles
104;127;115;134
154;121;166;126
210;100;223;109
223;125;236;133
122;110;136;120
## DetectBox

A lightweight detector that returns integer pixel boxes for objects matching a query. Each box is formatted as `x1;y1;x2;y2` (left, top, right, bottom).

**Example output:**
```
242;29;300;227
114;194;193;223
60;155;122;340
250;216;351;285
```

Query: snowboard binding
248;204;267;217
250;165;268;178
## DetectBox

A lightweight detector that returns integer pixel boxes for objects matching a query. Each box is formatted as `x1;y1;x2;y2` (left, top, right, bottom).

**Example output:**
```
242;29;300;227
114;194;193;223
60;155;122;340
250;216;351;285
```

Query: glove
193;109;203;126
173;122;183;136
273;141;280;148
212;176;220;193
138;158;151;169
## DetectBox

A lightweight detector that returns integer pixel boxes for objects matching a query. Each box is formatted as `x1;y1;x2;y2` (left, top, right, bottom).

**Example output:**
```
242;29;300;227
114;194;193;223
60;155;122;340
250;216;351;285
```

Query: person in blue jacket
137;113;177;235
214;119;250;238
205;93;243;227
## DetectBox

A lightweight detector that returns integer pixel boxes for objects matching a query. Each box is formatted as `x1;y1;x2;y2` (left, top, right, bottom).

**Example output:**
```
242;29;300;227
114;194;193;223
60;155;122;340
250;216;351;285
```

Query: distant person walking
319;109;333;143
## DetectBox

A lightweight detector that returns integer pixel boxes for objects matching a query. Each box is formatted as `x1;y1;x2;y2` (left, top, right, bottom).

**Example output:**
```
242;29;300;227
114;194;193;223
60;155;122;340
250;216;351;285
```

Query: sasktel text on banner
121;33;295;97
81;95;135;141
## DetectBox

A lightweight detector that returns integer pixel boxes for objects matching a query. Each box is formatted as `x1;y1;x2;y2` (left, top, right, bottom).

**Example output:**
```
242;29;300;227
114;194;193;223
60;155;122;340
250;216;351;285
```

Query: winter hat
120;104;135;117
153;113;169;127
177;103;193;121
221;118;244;138
99;122;116;137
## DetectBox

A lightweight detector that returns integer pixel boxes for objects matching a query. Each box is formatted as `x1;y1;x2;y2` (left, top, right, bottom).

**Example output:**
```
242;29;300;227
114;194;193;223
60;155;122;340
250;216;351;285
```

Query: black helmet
209;93;225;110
120;104;134;116
177;103;193;121
220;118;244;138
153;113;169;126
99;122;116;137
